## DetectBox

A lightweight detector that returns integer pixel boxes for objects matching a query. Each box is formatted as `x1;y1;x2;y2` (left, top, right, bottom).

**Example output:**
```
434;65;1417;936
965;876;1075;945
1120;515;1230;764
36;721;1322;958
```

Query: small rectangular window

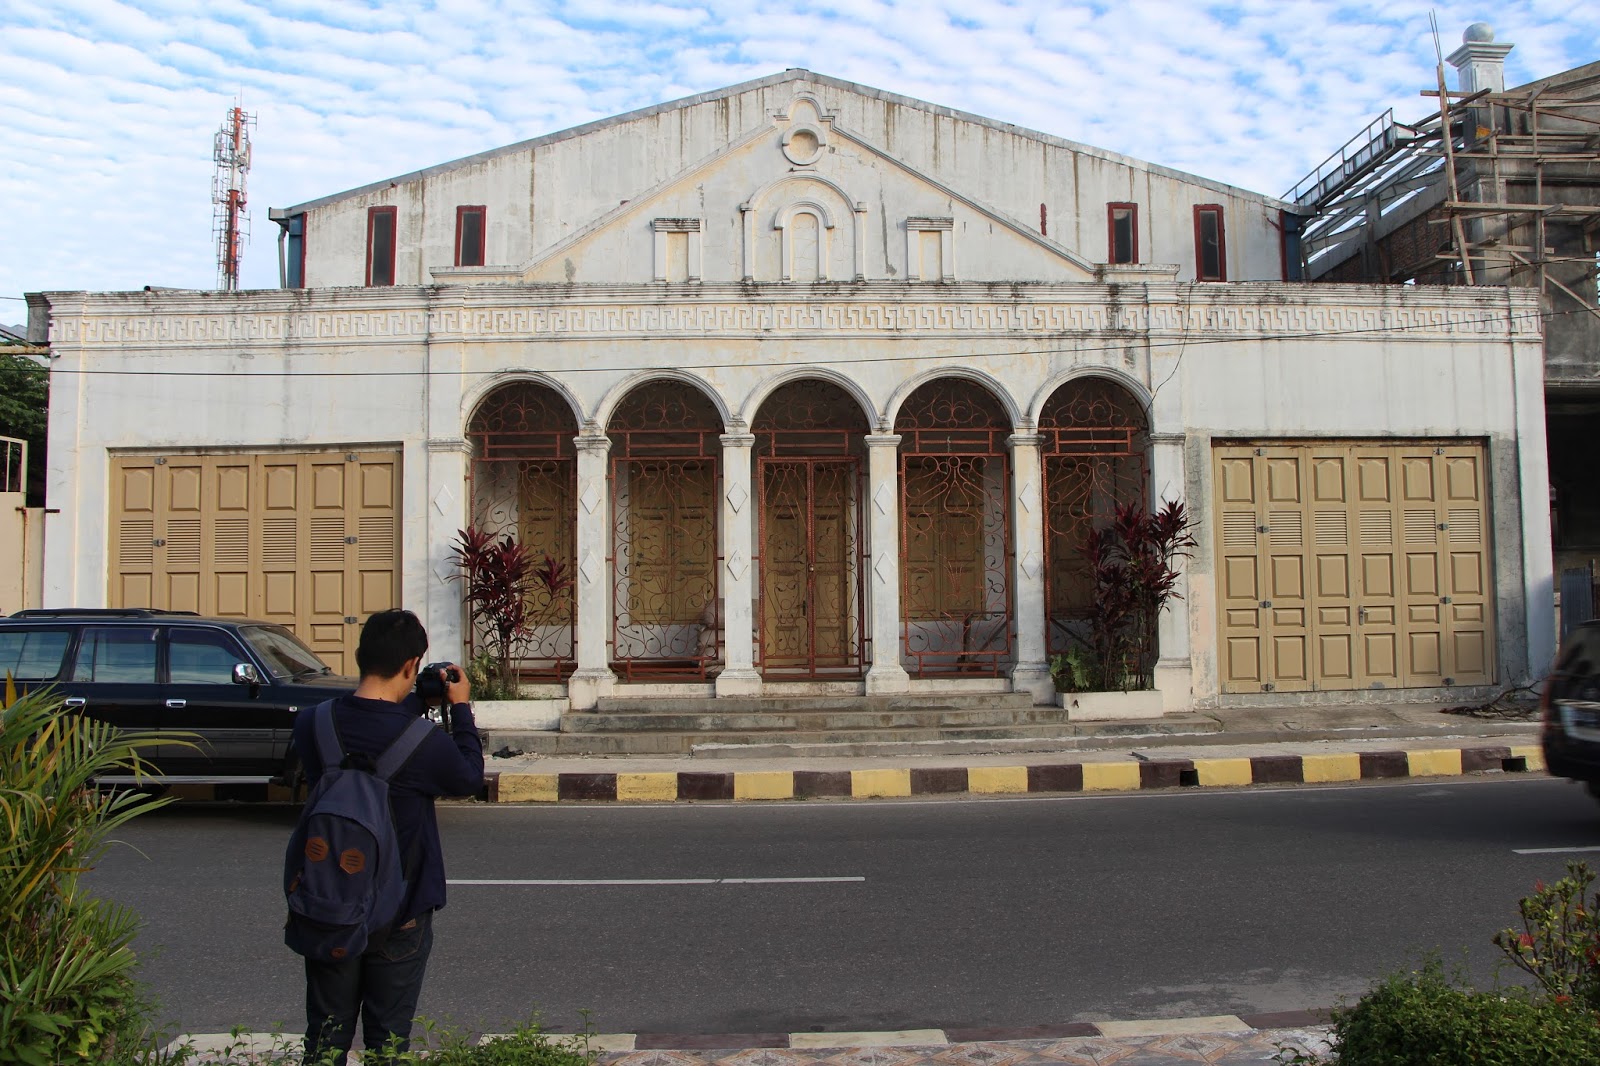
1108;203;1138;265
455;205;486;267
1194;205;1226;281
366;206;397;286
73;627;158;684
0;628;72;681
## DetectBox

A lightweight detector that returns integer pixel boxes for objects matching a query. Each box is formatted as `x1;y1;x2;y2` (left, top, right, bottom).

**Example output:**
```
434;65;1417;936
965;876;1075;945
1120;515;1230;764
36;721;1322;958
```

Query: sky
2;0;1595;320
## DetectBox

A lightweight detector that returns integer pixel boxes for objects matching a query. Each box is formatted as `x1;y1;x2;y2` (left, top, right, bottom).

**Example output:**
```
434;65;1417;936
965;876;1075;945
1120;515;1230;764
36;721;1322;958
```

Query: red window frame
1107;203;1138;265
455;205;486;267
365;206;397;286
1193;205;1226;281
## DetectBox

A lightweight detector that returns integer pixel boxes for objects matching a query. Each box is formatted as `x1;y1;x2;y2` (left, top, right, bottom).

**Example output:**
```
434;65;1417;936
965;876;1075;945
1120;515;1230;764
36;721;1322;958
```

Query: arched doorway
608;380;723;679
1040;376;1150;657
895;378;1014;677
752;380;869;678
465;381;578;679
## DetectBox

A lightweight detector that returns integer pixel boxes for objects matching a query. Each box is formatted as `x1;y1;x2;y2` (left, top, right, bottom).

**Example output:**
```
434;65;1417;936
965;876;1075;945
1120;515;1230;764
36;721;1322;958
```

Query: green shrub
0;689;174;1064
1292;960;1600;1066
1493;861;1600;1011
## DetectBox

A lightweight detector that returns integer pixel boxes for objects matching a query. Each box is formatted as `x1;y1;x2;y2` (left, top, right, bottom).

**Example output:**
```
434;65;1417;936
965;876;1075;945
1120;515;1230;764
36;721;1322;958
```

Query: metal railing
1285;109;1404;209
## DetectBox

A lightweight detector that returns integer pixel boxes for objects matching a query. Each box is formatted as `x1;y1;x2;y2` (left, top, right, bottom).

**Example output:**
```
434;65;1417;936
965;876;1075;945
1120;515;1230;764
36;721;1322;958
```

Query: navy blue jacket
291;693;483;924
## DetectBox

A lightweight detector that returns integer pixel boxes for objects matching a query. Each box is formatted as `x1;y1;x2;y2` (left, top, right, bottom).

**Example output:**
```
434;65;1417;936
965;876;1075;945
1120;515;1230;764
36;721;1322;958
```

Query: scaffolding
1291;61;1600;322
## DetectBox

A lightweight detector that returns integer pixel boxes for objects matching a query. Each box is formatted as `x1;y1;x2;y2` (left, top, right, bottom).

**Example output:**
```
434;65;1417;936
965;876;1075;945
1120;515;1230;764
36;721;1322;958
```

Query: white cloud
0;0;1595;301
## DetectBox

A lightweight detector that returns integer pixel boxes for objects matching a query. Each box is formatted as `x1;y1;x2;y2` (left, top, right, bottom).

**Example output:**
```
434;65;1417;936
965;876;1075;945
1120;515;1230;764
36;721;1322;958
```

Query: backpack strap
310;700;343;774
374;716;435;782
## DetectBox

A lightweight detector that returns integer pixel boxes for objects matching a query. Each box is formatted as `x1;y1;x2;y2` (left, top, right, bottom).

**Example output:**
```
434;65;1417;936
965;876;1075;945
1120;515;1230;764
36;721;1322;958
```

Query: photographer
286;608;483;1066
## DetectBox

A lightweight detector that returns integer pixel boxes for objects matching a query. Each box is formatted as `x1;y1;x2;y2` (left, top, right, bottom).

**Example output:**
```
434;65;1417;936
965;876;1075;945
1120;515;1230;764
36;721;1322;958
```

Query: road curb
483;744;1545;804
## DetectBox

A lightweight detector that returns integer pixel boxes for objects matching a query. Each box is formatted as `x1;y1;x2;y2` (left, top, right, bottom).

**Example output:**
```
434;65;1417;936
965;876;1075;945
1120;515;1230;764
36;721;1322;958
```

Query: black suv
1542;620;1600;798
0;609;356;783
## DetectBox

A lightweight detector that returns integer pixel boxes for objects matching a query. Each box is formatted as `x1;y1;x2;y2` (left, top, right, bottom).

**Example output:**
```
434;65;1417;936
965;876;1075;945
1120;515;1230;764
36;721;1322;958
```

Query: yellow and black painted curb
483;744;1546;804
145;744;1544;804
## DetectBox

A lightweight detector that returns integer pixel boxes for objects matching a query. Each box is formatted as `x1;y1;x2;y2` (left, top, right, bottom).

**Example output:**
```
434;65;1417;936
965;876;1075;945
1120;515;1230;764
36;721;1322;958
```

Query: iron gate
465;382;577;679
757;458;866;677
608;381;723;679
896;379;1014;677
1040;378;1149;657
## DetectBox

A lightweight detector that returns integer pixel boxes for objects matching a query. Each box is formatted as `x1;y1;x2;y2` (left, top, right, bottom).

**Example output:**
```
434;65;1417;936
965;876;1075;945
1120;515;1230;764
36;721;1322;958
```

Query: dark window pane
369;209;396;286
0;628;72;680
458;208;485;267
169;629;248;684
1198;209;1223;280
73;627;157;683
1111;207;1135;264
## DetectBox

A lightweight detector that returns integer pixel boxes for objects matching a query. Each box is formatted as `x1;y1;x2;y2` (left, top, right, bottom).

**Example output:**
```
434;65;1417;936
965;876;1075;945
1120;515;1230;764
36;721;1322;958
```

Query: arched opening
895;379;1015;677
1040;377;1150;658
607;380;723;679
465;381;579;679
752;380;869;678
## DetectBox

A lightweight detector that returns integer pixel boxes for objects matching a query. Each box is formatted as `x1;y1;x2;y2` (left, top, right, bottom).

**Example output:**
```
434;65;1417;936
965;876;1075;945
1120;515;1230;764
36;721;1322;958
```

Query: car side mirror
232;663;262;687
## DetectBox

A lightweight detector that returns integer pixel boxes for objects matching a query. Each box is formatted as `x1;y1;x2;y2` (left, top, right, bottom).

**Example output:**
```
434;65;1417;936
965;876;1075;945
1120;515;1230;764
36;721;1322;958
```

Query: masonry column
864;433;911;694
567;430;615;710
716;427;762;697
1150;432;1193;711
1008;431;1051;703
423;438;469;658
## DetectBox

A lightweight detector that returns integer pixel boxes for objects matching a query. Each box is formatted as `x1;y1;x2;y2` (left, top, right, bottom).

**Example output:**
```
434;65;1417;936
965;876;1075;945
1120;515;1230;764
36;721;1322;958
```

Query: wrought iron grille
895;380;1014;677
608;381;723;679
753;381;869;678
1040;378;1149;656
465;383;578;679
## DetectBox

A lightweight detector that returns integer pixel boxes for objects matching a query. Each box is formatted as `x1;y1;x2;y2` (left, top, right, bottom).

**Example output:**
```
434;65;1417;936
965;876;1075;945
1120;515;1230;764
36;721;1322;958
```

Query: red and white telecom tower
212;102;255;291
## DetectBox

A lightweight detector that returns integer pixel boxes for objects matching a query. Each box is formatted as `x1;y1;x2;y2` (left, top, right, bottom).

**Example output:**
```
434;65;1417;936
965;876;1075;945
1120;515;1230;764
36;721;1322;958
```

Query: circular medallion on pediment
782;126;823;166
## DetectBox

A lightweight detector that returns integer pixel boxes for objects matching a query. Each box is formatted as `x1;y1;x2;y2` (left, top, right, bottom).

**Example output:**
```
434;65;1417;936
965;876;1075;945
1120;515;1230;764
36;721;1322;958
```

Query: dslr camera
415;661;462;706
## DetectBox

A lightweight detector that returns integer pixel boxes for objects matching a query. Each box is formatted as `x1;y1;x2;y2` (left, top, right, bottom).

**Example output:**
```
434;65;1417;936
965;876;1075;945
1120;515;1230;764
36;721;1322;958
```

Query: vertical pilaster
717;429;762;697
567;431;615;709
423;438;469;660
1150;432;1193;711
864;433;910;693
1008;433;1051;703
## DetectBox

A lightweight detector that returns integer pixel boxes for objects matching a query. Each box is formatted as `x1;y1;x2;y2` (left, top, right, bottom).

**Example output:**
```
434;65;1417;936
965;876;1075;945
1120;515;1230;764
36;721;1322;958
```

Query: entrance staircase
484;691;1221;758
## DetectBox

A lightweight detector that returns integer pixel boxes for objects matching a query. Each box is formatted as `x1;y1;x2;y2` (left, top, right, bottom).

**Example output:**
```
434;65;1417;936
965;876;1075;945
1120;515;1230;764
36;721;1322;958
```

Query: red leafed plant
449;527;572;695
1077;499;1195;691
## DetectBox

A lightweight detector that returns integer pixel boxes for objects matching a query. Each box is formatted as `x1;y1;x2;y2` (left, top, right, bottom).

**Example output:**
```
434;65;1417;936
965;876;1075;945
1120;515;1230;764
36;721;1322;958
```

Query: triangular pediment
434;92;1106;286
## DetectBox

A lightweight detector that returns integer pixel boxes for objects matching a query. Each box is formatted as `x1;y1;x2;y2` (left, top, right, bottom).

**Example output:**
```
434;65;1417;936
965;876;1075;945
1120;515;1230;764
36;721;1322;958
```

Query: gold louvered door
109;450;400;673
1214;441;1492;694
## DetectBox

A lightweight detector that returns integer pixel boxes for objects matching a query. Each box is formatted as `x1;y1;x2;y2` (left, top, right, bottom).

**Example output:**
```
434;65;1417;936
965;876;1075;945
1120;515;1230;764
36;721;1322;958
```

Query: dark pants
303;911;434;1065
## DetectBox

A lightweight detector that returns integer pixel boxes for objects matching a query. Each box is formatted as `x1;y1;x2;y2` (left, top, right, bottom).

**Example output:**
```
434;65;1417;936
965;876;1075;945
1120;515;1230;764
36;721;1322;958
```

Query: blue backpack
283;702;434;963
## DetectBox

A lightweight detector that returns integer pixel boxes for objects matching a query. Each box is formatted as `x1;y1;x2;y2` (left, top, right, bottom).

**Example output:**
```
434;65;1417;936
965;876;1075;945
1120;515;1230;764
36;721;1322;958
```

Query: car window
72;627;159;683
1559;626;1600;676
168;628;248;684
241;625;330;679
0;627;73;681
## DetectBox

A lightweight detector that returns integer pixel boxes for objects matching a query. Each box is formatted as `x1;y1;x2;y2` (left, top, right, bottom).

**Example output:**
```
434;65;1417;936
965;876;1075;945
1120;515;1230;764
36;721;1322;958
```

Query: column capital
425;437;470;454
1149;433;1185;445
720;432;756;449
574;434;612;456
863;433;902;449
1007;432;1044;450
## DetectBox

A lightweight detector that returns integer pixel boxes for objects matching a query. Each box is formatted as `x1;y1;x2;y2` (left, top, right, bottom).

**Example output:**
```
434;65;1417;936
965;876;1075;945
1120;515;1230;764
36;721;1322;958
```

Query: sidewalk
176;1013;1335;1064
481;702;1543;804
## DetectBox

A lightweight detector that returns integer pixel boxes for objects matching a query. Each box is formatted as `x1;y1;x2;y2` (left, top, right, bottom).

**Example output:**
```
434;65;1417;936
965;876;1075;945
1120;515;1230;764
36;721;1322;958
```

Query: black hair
355;609;428;680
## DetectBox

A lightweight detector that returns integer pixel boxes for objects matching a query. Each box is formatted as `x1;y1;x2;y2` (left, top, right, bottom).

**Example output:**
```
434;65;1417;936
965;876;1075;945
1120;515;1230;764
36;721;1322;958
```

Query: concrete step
592;691;1039;714
486;715;1222;757
564;705;1078;734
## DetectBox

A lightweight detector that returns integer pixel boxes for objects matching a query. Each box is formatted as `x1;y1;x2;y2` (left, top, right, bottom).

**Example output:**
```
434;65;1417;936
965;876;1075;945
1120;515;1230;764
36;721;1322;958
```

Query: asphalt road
87;775;1600;1037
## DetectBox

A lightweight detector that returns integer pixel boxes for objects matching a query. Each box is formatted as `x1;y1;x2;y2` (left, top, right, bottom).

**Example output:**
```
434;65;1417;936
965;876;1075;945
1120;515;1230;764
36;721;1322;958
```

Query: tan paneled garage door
109;449;400;673
1214;441;1492;694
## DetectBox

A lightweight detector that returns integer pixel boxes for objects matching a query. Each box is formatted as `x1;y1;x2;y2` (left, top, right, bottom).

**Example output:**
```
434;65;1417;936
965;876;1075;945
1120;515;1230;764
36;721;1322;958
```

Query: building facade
29;71;1554;711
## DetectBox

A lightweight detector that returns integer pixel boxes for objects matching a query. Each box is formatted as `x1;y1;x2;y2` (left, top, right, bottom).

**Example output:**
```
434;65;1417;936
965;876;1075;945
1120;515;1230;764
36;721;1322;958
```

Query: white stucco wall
35;282;1549;704
285;72;1292;290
